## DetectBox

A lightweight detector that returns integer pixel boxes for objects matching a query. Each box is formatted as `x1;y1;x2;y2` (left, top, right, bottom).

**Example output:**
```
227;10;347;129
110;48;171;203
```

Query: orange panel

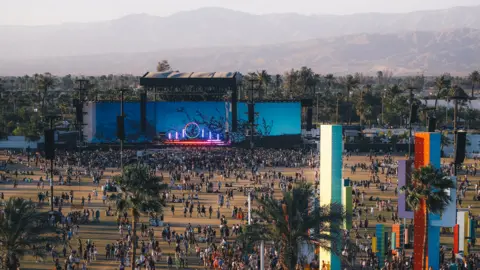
392;224;401;248
414;199;427;270
415;133;430;169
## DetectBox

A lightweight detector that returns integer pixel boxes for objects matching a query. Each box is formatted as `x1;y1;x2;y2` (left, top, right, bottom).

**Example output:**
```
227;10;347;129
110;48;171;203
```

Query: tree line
0;62;480;140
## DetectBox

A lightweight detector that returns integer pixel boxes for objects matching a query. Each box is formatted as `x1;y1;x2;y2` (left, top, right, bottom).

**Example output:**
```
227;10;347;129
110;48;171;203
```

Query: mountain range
1;6;480;75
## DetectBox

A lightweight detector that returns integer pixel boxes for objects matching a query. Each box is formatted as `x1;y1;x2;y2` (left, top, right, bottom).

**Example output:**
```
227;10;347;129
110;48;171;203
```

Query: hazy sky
2;0;480;25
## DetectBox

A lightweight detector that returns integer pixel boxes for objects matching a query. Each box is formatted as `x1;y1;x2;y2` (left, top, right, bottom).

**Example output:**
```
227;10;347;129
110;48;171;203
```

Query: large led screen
156;102;229;141
91;101;301;143
92;102;156;143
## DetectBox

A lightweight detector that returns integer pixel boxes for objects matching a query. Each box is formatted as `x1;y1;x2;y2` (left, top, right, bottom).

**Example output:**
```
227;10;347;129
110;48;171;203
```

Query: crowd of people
2;148;480;269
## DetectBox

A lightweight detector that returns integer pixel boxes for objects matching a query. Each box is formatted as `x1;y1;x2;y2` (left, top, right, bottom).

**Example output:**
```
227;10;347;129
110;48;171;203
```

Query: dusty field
0;153;476;269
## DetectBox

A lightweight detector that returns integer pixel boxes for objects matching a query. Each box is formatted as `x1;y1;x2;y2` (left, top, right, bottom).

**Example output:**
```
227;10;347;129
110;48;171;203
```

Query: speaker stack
454;131;467;164
140;92;147;132
248;103;255;124
306;107;313;131
427;117;436;132
44;129;55;160
117;116;125;141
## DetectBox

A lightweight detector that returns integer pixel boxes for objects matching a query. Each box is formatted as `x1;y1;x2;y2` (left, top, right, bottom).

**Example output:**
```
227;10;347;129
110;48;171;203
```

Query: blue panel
376;224;385;267
330;125;343;269
428;226;441;270
429;133;441;169
331;125;343;204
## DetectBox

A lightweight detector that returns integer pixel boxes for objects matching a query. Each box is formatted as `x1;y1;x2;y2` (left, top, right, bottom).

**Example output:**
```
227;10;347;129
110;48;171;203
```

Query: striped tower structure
376;224;386;267
319;125;343;270
342;180;352;230
456;210;469;255
411;132;456;270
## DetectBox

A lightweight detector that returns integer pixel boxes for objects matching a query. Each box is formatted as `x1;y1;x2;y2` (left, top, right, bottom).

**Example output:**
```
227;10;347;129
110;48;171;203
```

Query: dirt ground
0;153;476;269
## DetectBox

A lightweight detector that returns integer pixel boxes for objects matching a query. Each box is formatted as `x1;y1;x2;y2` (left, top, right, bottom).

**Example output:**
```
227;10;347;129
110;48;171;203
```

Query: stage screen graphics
156;101;229;141
236;102;301;138
92;102;156;143
91;101;301;143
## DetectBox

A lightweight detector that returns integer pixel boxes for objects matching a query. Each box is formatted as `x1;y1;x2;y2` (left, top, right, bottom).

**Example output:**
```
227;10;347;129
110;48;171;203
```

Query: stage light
182;129;185;138
209;131;212;140
217;134;220;140
168;133;171;140
202;129;204;138
164;140;230;146
175;131;178;140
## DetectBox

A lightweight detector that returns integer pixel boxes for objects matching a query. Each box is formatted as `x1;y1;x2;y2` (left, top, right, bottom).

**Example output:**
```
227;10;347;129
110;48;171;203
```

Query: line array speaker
44;129;55;160
306;107;313;131
454;131;467;164
116;116;125;141
76;104;83;123
248;103;255;123
140;93;147;132
428;117;436;132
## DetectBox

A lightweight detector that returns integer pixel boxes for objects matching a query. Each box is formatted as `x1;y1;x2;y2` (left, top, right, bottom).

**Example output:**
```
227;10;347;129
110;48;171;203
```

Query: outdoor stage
81;71;311;148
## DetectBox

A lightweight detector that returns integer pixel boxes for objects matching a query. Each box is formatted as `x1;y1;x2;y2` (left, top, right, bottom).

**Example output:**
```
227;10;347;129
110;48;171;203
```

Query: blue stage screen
237;102;301;136
92;102;156;143
91;101;301;143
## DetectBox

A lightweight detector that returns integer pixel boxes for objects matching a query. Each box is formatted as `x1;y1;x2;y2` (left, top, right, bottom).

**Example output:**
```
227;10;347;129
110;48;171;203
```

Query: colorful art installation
342;180;352;230
398;160;414;219
376;224;386;267
391;224;404;249
397;132;457;270
453;224;459;255
456;210;469;255
319;125;343;270
391;232;396;250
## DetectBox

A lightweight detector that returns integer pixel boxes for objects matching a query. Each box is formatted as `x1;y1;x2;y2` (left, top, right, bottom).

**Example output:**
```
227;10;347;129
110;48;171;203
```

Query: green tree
400;165;454;270
35;72;55;116
156;60;172;72
257;70;272;98
241;183;344;270
354;85;373;126
339;75;360;124
434;74;452;114
109;165;168;270
0;197;59;269
468;70;480;98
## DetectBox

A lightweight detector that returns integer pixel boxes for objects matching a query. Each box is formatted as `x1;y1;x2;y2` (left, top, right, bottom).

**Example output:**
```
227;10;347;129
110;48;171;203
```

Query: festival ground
0;154;475;269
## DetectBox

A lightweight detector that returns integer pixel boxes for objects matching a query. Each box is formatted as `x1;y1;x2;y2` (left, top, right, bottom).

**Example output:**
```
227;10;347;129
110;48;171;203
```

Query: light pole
119;88;127;176
45;115;59;212
381;88;386;126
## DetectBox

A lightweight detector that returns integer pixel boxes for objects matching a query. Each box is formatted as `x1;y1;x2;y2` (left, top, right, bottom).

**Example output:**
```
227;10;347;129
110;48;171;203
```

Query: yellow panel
319;125;333;264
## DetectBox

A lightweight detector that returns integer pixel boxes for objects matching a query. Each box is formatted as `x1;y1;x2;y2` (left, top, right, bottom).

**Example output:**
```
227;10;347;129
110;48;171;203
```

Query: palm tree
257;70;272;98
273;74;283;99
0;197;60;269
109;165;168;270
241;183;344;270
433;74;451;114
324;74;335;90
354;85;372;126
400;165;454;270
156;60;172;72
36;72;55;116
468;70;480;98
340;75;359;124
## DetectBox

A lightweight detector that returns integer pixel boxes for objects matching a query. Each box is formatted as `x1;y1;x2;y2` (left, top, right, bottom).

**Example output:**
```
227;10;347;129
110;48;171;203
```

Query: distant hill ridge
1;6;480;75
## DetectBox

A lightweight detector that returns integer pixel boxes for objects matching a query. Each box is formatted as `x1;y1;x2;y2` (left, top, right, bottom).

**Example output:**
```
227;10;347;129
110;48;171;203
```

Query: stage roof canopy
140;71;241;88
